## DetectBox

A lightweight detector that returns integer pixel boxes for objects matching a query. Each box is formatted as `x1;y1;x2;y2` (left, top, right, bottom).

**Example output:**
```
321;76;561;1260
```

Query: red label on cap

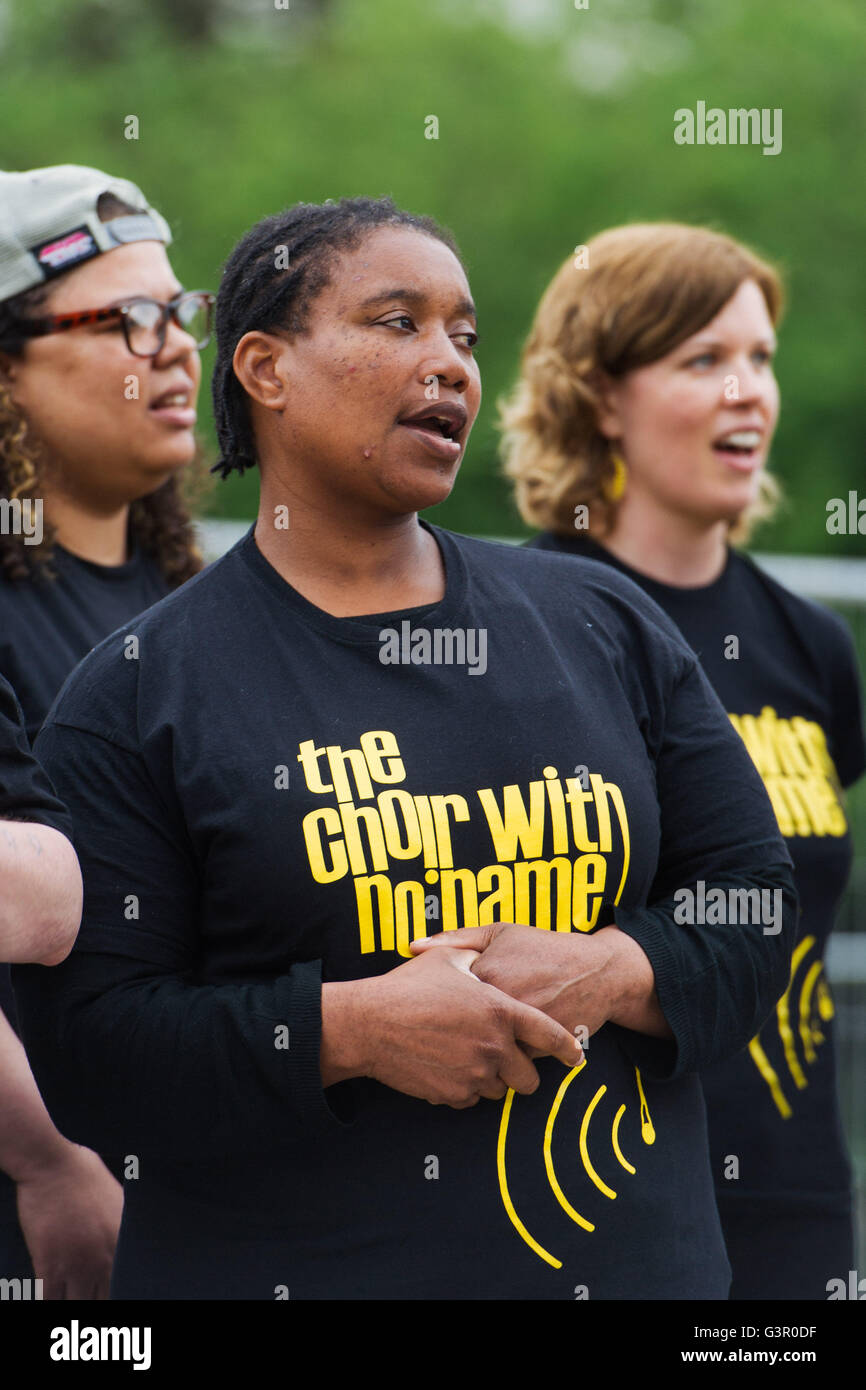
32;226;98;277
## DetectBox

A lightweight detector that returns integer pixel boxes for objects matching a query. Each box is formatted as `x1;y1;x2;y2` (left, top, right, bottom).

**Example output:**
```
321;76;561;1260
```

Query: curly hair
211;196;461;477
0;217;207;586
499;223;785;546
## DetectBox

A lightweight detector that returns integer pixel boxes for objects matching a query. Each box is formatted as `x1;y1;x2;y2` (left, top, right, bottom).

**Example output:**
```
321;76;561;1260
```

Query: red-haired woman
501;222;865;1300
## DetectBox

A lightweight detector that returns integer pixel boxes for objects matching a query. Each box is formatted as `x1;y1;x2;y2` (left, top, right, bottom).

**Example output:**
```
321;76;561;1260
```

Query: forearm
13;955;345;1164
0;821;82;965
613;859;798;1077
593;927;672;1038
320;979;375;1086
0;1006;70;1182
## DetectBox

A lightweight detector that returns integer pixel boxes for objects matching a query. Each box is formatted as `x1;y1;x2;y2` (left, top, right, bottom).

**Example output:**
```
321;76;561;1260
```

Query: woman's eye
686;352;716;368
752;349;774;365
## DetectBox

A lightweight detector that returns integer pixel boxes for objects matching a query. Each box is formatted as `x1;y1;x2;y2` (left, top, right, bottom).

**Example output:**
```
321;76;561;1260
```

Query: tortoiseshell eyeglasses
16;290;215;358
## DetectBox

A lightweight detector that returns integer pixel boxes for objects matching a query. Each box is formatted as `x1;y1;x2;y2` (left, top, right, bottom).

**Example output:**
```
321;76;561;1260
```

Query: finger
511;1000;584;1068
448;948;482;977
496;1044;541;1095
446;1093;481;1110
35;1269;64;1301
409;925;494;954
476;1078;508;1100
66;1271;92;1300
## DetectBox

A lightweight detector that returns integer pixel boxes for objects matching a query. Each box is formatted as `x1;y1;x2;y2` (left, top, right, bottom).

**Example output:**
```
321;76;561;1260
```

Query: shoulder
448;529;694;641
41;541;247;748
445;528;698;664
732;549;861;673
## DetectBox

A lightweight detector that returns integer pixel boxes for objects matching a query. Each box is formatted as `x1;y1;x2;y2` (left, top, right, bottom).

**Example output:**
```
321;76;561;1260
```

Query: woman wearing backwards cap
0;164;213;1297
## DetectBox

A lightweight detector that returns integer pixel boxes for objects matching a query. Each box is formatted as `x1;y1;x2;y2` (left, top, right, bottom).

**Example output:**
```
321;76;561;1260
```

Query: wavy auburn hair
499;222;785;545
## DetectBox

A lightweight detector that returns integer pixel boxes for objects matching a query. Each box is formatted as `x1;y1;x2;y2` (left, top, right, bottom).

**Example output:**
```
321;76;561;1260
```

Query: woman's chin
380;470;459;515
124;457;195;501
706;474;762;525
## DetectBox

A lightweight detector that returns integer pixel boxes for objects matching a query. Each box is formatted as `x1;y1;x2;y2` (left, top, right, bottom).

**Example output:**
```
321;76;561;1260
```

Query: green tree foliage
0;0;862;553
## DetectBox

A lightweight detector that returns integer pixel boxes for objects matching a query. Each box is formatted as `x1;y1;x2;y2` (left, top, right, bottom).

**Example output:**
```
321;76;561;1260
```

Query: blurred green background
1;0;863;551
2;0;865;1275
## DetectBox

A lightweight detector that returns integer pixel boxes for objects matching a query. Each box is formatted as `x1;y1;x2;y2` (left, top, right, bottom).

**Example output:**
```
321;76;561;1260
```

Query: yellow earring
604;448;628;502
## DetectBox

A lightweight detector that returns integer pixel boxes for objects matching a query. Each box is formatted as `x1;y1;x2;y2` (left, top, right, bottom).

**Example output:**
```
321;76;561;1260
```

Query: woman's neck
253;495;445;617
47;494;131;567
596;493;730;588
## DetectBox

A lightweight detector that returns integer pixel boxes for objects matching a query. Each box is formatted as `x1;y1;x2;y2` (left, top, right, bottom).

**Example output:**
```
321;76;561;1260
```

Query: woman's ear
232;332;290;412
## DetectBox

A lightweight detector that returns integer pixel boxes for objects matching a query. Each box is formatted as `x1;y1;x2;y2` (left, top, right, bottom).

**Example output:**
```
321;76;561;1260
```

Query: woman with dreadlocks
0;164;212;1297
16;196;796;1299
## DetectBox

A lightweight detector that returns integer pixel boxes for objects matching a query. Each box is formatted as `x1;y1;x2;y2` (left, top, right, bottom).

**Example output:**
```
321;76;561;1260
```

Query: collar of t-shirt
52;541;153;584
238;521;466;641
533;531;739;615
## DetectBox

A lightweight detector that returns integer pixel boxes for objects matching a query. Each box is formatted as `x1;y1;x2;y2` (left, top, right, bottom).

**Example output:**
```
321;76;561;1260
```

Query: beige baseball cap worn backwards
0;164;171;302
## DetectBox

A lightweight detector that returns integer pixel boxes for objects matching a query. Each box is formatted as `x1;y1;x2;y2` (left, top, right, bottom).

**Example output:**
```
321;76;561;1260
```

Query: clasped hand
322;921;665;1110
410;921;631;1055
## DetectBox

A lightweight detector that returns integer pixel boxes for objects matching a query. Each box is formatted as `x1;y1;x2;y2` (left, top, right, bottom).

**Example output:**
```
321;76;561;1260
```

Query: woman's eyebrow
685;335;777;351
359;287;476;318
99;287;185;308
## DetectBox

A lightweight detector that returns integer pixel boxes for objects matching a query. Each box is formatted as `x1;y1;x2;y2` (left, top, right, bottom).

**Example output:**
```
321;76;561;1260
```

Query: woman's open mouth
149;387;197;428
712;428;763;472
397;403;467;462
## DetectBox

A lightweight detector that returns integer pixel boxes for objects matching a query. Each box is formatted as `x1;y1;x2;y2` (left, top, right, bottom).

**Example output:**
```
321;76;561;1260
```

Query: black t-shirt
0;672;71;840
0;543;171;745
0;542;170;1225
13;524;797;1299
530;532;866;1227
0;540;169;1023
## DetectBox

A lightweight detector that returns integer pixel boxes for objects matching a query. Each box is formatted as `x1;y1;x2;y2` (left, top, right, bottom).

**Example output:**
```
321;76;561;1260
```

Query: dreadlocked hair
211;196;461;478
0;275;208;587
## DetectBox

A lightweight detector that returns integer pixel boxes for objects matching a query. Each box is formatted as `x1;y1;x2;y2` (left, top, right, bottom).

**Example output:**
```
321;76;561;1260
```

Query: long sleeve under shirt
13;525;796;1300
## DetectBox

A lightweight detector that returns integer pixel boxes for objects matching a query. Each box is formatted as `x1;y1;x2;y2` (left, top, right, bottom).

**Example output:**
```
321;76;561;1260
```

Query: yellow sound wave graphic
497;1089;562;1270
799;961;824;1063
747;1037;791;1118
749;934;833;1119
580;1086;617;1199
496;1062;654;1267
635;1065;656;1144
543;1063;594;1232
611;1104;635;1174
